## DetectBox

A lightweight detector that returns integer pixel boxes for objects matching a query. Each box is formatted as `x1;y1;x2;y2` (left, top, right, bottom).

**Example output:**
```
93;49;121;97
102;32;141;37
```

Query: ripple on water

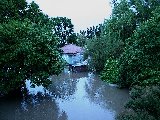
0;72;129;120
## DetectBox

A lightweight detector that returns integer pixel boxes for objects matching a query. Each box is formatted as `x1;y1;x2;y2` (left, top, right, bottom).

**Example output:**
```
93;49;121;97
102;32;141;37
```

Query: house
60;44;88;72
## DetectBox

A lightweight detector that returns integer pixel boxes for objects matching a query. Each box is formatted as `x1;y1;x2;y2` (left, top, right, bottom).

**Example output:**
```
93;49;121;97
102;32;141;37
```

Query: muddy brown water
0;70;129;120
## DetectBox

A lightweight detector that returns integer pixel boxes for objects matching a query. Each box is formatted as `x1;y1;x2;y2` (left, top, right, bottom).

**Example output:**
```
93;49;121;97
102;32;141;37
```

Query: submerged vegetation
117;86;160;120
0;0;67;95
0;0;81;96
0;0;160;119
84;0;160;119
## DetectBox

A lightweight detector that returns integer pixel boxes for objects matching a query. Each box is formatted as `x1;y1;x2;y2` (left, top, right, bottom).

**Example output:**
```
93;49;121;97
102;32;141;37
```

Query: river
0;70;129;120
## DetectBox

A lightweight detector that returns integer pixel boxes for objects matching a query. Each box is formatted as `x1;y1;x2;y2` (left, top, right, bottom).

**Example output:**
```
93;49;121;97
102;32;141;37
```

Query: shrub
100;58;119;84
85;35;109;71
117;11;160;87
117;86;160;120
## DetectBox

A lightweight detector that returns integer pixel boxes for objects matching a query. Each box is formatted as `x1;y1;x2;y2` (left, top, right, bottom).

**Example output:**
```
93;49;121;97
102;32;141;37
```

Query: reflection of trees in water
85;73;130;114
58;111;68;120
17;96;59;120
0;94;68;120
50;72;87;100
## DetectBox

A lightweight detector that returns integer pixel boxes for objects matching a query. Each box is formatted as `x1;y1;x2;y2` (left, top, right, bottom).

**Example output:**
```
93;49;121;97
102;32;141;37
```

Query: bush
100;58;119;84
117;112;156;120
117;86;160;120
85;32;124;72
85;35;109;71
0;1;64;95
117;12;160;87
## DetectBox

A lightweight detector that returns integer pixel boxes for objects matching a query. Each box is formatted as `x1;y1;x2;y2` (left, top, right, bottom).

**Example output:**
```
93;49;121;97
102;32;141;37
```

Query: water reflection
0;71;129;120
85;73;130;113
0;94;67;120
56;77;115;120
50;72;129;120
49;71;88;100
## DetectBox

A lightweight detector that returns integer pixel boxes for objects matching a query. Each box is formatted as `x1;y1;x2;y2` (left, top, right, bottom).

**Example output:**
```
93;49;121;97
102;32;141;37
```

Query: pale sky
27;0;112;33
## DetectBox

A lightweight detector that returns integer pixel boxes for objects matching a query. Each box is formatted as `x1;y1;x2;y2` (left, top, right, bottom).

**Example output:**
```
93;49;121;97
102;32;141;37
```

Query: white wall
62;53;83;65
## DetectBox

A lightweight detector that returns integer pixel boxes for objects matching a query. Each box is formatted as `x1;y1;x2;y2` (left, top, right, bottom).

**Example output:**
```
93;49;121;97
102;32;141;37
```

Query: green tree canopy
0;0;27;22
52;17;75;46
118;8;160;87
0;0;64;95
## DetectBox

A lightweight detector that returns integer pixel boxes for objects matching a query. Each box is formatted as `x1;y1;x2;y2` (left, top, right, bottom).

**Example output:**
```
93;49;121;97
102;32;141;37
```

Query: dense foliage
85;0;160;119
85;0;136;72
0;0;64;95
118;12;160;87
116;5;160;119
85;35;109;71
76;24;103;47
117;86;160;120
100;58;119;84
52;17;77;46
97;0;160;87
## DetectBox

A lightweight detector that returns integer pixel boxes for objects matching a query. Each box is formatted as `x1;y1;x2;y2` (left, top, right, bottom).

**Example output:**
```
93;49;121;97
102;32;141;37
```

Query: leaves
101;58;119;84
0;0;64;95
117;86;160;120
118;9;160;87
52;17;75;46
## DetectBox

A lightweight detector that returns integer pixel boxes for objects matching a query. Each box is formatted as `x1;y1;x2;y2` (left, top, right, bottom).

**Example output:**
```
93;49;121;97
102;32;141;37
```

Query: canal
0;70;129;120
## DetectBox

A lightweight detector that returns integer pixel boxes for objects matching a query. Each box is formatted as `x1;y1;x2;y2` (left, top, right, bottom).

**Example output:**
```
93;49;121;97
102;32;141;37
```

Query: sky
27;0;112;33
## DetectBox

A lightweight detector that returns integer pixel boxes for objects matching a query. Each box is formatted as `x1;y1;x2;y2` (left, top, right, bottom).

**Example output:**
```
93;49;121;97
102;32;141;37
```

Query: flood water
0;70;129;120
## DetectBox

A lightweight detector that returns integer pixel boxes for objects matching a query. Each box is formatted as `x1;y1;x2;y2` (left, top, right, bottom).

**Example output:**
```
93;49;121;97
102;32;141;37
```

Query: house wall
62;53;83;65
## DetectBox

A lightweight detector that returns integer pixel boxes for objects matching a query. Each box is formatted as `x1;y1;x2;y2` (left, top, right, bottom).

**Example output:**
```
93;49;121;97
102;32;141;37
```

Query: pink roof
61;44;84;54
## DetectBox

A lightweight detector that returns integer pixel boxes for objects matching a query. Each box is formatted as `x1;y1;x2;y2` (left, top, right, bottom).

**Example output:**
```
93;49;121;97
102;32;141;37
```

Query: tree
85;34;109;71
0;0;27;22
85;0;136;72
96;0;160;86
24;1;53;29
0;0;64;95
76;32;87;47
117;8;160;87
67;33;78;44
117;86;160;120
129;0;160;23
52;17;74;46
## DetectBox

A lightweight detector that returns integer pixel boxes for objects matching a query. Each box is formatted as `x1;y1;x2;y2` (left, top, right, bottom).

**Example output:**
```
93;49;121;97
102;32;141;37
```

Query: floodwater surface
0;70;129;120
